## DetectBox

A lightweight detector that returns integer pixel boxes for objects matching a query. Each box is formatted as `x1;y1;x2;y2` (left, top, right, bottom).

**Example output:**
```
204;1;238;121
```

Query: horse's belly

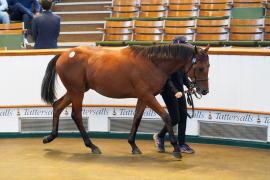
94;86;135;99
90;78;136;98
87;58;165;99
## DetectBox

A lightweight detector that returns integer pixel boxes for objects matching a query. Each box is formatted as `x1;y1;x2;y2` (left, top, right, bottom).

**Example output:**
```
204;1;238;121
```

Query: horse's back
56;46;166;98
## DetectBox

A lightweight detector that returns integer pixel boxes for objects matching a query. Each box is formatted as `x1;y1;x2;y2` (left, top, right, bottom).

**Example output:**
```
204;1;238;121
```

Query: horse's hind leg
142;95;181;159
128;99;146;154
71;93;101;154
43;93;71;144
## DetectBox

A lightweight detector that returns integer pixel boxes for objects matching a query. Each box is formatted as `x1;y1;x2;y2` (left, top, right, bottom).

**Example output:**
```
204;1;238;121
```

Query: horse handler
153;36;195;154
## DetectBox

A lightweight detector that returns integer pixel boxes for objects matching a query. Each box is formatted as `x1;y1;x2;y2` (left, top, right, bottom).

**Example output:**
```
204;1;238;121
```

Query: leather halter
185;55;209;86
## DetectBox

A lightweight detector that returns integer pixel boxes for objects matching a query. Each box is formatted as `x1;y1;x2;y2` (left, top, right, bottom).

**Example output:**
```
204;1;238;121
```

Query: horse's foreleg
43;93;71;144
143;95;181;159
128;99;146;154
71;93;101;154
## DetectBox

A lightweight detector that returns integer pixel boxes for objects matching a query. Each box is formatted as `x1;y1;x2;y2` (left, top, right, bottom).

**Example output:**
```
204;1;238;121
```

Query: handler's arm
164;79;179;95
183;73;192;89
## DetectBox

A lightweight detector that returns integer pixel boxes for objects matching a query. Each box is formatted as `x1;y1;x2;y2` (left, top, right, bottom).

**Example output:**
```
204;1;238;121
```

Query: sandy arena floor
0;138;269;180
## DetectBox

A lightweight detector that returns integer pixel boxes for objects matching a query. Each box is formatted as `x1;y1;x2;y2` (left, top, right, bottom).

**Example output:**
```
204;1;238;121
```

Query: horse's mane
129;44;194;63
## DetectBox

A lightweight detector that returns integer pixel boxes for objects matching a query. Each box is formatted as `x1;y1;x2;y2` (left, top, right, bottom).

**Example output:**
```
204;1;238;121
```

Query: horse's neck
157;60;186;76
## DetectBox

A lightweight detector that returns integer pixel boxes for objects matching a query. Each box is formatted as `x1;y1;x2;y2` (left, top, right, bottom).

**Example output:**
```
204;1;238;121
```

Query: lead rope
186;91;194;118
184;81;203;118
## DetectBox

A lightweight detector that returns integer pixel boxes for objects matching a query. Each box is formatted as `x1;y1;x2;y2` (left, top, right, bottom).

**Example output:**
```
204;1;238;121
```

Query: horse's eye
198;67;204;72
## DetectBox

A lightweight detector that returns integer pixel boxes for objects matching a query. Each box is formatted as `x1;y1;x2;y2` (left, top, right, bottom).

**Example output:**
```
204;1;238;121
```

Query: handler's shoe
153;133;165;153
179;144;194;154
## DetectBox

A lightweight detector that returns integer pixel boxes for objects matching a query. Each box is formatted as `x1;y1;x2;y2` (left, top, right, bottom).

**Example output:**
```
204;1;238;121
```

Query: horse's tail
41;54;61;105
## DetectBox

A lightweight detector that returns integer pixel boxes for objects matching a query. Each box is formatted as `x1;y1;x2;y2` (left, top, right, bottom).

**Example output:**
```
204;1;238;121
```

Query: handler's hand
175;92;183;98
34;13;40;17
187;88;196;94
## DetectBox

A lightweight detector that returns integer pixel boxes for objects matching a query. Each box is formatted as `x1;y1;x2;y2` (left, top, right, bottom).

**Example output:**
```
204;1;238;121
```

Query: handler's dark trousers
9;3;33;30
159;89;188;145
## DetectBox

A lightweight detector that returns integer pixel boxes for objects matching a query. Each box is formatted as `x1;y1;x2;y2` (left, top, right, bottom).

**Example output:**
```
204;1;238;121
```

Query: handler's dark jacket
163;70;191;94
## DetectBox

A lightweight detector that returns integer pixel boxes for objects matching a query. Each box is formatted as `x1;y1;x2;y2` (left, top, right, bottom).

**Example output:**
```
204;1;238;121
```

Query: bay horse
41;44;210;159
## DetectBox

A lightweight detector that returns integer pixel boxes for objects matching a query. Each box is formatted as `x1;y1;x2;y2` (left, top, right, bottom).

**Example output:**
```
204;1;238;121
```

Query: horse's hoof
132;148;142;154
42;136;51;144
43;135;56;144
92;147;102;154
172;151;182;159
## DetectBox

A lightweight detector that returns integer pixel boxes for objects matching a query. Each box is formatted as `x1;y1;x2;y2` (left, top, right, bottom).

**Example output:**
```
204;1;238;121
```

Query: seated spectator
7;0;40;30
32;0;60;49
0;0;10;24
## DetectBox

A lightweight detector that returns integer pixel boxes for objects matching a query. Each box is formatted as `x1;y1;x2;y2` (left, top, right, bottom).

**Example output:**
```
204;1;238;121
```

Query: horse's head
186;45;210;95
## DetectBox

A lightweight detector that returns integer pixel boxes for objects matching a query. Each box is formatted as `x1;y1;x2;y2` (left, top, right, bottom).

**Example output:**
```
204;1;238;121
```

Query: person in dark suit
7;0;40;29
32;0;60;49
153;36;195;154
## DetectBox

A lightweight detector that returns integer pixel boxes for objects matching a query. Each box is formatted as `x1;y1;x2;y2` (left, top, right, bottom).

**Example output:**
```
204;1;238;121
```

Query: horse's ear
204;44;210;52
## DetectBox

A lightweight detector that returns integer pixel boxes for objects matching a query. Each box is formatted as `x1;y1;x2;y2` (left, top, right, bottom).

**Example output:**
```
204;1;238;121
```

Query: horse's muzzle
201;89;209;95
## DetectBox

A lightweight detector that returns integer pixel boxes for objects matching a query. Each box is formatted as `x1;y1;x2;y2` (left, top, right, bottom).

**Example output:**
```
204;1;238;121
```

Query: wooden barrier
0;47;270;56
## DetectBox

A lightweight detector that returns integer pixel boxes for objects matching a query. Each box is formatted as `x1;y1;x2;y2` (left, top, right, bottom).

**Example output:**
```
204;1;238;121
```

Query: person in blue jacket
32;0;60;49
153;36;195;154
7;0;40;30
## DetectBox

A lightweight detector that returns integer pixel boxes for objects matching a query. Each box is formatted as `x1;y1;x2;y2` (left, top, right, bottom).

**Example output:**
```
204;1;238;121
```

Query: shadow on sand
43;148;196;170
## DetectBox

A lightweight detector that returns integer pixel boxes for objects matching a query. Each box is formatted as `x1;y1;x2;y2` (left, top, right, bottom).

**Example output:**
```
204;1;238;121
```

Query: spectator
0;0;10;24
32;0;60;49
7;0;40;30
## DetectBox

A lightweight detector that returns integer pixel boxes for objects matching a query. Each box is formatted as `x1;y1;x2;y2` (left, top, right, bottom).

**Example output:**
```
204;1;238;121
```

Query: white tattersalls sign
0;109;15;117
206;111;270;126
0;106;269;141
